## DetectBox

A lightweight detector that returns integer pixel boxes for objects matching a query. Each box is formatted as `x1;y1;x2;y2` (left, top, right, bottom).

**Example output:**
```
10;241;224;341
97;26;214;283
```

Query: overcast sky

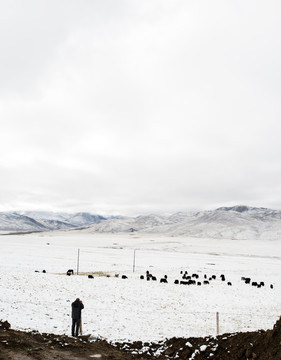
1;0;281;215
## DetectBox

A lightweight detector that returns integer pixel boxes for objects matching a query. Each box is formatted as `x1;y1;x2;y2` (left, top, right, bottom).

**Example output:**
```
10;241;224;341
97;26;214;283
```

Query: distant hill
0;211;106;232
79;205;281;240
1;206;281;239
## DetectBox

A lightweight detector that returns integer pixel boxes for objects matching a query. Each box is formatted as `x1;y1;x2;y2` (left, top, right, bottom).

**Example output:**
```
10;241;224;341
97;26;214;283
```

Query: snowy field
0;231;280;342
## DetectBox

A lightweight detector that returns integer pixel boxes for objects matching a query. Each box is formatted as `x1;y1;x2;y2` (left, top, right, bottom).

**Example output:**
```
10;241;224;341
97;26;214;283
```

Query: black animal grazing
197;282;201;286
160;278;168;283
270;284;274;289
140;275;144;280
203;281;209;285
174;280;179;284
88;275;94;279
66;269;74;276
227;282;232;286
121;275;128;279
245;278;251;284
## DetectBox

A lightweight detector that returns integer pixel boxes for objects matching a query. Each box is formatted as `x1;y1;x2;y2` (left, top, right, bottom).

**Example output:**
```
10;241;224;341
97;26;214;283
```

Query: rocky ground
1;318;281;360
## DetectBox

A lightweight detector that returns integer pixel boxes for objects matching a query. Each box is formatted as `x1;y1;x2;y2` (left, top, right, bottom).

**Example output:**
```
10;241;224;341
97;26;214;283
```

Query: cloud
0;0;281;214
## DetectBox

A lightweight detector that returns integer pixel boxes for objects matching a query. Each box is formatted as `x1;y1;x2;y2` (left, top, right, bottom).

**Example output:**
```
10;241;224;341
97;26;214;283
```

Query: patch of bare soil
1;318;281;360
0;321;132;360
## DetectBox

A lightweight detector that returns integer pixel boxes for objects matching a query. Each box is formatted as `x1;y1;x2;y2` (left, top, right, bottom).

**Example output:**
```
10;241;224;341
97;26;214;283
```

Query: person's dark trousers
72;318;80;336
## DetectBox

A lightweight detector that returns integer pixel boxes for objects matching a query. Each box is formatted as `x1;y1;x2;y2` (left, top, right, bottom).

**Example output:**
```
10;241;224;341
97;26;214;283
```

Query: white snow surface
0;231;280;342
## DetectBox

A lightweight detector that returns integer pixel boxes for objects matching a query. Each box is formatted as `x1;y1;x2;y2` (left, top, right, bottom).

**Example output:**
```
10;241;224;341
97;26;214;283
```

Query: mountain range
0;211;106;232
1;206;281;240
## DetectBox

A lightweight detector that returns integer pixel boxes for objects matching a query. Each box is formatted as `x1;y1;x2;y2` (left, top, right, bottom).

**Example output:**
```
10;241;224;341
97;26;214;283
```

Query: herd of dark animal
241;276;274;289
138;270;274;289
139;270;231;286
34;268;274;289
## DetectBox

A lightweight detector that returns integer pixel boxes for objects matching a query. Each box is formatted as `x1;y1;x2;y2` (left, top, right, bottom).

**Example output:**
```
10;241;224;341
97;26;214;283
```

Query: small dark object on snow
121;275;128;279
0;320;11;330
88;275;94;279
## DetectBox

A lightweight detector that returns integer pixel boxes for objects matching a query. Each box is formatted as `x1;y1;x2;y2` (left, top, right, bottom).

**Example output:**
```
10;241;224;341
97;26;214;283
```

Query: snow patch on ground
0;232;280;342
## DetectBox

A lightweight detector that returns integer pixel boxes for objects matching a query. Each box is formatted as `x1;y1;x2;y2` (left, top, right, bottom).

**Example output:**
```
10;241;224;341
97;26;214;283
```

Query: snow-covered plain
0;231;280;342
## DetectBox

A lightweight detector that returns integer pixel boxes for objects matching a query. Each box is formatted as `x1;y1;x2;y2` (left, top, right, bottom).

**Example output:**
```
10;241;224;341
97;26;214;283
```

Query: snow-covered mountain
0;211;106;232
80;205;281;240
0;213;48;232
65;212;106;226
17;211;106;226
2;206;281;239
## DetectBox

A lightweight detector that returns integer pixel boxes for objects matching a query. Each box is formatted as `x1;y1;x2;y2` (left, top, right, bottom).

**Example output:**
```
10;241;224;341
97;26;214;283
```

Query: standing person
71;298;84;336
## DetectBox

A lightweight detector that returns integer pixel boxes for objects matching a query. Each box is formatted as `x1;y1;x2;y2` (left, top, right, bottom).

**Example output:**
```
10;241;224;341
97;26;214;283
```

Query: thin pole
133;249;136;272
216;312;219;335
77;248;80;275
79;315;82;335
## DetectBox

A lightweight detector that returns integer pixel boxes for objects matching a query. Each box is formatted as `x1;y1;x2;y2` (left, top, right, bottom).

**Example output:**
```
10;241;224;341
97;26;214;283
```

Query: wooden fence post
216;312;219;335
77;248;80;275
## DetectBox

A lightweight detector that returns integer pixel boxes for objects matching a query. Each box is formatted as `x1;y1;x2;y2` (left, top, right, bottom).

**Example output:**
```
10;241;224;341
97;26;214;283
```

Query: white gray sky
1;0;281;215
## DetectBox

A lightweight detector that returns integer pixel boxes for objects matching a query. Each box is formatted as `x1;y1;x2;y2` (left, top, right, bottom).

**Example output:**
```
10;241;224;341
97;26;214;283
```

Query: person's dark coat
71;299;84;320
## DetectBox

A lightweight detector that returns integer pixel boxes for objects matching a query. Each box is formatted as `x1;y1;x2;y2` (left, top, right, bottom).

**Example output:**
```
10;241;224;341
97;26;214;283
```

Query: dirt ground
1;318;281;360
